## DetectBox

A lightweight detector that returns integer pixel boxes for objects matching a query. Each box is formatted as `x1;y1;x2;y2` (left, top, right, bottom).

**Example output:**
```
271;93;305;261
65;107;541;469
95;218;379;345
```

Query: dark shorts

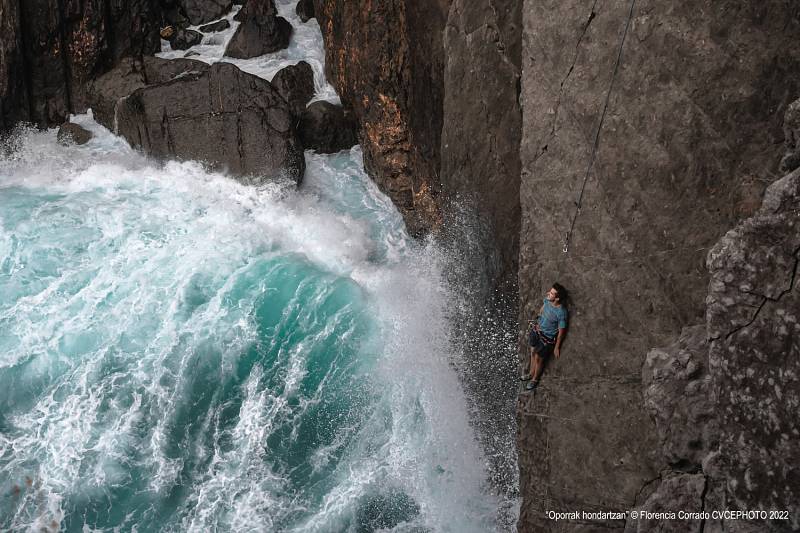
529;328;555;357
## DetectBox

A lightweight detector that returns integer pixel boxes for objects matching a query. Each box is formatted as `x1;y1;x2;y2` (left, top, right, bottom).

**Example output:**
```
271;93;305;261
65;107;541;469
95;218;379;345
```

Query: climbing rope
561;0;638;257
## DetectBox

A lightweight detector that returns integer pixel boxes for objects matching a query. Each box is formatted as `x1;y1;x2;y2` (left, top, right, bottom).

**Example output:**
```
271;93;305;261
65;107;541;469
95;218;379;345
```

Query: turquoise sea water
0;118;500;531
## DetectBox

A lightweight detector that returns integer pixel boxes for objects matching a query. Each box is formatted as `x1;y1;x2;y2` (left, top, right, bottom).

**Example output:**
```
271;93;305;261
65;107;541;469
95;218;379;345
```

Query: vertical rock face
705;169;800;523
1;0;161;129
313;0;450;236
517;1;800;530
441;0;522;291
0;0;28;130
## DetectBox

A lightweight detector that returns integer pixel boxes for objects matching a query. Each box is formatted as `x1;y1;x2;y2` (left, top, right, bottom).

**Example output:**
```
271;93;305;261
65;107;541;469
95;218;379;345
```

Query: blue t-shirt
538;298;567;338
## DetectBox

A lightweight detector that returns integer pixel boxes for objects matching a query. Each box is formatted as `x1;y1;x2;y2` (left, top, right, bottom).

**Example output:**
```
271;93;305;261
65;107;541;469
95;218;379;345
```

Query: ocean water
0;115;503;532
0;2;517;530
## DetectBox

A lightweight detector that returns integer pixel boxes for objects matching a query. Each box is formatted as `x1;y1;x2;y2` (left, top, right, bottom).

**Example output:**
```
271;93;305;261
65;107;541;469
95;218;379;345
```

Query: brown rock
313;0;449;236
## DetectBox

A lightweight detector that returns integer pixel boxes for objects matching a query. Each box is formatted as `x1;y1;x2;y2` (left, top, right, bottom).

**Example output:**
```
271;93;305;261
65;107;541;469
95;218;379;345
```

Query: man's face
546;288;558;302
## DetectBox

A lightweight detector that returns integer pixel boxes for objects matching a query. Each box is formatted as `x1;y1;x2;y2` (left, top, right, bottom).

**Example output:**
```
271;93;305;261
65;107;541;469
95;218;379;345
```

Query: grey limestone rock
705;168;800;525
642;325;718;469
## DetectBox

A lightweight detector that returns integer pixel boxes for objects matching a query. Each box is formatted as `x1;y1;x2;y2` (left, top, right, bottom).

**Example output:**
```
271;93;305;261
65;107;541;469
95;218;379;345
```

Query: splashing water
0;112;504;531
157;1;340;104
1;1;517;529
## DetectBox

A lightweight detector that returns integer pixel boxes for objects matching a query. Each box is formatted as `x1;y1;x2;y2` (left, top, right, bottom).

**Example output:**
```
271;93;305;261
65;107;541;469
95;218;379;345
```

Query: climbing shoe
525;380;539;391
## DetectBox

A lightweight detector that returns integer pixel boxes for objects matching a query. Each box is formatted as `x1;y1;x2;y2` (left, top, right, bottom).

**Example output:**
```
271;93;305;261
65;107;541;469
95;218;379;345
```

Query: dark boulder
199;19;231;33
295;0;315;22
87;57;209;131
171;29;203;50
57;123;93;145
225;0;291;59
115;62;304;183
299;101;358;153
180;0;233;25
271;61;315;117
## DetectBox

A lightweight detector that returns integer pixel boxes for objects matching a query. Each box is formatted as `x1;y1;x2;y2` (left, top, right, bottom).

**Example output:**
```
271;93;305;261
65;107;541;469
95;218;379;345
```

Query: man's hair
552;283;568;304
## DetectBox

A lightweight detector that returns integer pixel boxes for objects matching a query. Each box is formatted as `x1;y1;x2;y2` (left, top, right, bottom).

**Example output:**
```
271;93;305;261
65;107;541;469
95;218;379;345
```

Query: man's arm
554;327;566;358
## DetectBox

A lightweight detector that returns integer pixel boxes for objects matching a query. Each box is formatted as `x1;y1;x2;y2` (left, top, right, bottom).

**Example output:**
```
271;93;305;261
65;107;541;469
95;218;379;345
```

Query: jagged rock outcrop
114;62;304;183
298;101;357;153
312;0;450;236
642;326;716;469
225;0;291;59
625;473;707;533
271;61;315;117
705;168;800;525
0;0;161;129
517;1;800;531
638;168;800;533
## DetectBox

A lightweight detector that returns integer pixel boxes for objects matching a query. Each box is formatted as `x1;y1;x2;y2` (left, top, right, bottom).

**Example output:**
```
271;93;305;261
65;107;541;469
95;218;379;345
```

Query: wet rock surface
57;122;93;145
1;0;161;129
115;62;304;183
199;19;231;33
180;0;233;25
271;61;315;117
170;28;203;50
225;0;291;59
313;0;450;236
296;0;315;22
298;101;357;154
87;57;210;131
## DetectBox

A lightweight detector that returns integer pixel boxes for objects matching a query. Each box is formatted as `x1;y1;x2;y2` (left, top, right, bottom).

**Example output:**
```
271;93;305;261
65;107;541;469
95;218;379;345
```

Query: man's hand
554;346;561;358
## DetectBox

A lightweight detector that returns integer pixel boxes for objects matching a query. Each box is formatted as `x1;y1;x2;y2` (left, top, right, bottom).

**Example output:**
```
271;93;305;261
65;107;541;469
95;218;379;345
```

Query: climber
521;283;568;391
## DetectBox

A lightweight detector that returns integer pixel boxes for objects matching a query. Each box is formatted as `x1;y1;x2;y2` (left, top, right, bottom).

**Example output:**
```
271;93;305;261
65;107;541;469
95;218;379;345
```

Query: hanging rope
561;0;638;256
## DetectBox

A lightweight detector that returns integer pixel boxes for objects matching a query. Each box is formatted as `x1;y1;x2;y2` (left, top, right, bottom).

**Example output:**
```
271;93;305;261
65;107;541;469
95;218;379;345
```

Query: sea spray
0;119;502;531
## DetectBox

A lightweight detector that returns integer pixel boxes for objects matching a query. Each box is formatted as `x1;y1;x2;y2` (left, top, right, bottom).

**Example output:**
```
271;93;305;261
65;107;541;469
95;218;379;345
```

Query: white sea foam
0;120;504;531
157;0;339;104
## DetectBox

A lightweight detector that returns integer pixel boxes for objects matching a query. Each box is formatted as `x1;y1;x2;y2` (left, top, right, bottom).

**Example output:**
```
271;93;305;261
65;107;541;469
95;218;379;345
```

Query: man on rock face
522;283;568;391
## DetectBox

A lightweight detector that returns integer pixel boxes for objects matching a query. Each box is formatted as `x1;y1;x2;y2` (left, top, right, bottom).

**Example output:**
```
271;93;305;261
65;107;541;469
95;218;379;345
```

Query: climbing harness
561;0;638;257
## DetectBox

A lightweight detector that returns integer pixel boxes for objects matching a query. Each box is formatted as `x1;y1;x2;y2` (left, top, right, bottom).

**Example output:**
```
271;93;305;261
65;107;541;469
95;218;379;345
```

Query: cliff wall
311;0;800;531
0;0;161;129
517;1;800;530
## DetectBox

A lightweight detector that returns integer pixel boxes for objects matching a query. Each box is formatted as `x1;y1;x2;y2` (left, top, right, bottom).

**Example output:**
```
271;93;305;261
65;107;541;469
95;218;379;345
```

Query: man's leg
531;352;544;382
